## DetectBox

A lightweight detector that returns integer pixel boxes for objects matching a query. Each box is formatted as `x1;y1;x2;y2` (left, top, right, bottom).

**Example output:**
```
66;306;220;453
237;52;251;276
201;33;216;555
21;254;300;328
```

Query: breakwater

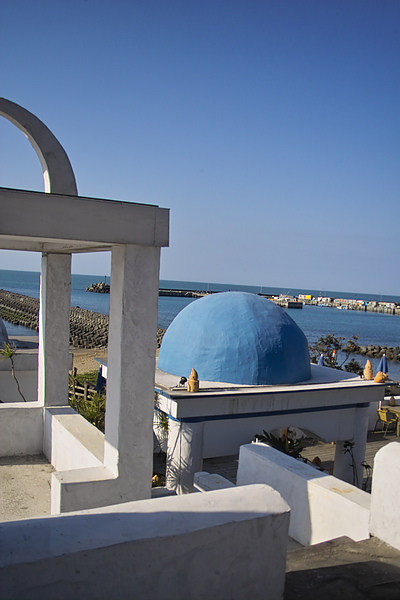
0;289;166;350
86;281;400;315
350;343;400;362
87;282;206;298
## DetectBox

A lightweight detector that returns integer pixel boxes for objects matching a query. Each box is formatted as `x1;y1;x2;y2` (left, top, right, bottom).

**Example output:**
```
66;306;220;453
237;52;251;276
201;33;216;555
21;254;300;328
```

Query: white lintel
0;187;169;252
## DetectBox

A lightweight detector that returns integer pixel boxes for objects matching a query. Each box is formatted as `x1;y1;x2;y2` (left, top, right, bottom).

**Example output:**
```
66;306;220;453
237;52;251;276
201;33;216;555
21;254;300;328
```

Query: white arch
0;97;78;195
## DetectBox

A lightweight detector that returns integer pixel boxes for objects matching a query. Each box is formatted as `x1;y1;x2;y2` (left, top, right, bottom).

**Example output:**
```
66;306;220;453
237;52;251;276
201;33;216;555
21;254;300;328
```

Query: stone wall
0;290;166;350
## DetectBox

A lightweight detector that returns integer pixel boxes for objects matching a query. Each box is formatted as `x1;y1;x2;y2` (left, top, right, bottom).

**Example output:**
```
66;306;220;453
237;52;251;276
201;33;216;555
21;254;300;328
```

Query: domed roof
158;292;311;385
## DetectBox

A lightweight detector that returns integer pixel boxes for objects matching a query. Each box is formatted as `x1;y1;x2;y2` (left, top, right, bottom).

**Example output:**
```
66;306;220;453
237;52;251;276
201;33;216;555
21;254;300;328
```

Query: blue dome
158;292;311;385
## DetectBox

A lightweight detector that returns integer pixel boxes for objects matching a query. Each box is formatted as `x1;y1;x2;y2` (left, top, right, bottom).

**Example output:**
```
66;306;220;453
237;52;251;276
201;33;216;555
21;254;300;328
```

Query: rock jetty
86;282;110;293
0;289;166;350
356;344;400;362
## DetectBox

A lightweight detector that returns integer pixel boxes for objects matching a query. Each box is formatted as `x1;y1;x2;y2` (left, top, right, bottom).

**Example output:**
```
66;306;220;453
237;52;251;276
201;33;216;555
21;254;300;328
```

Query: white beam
0;188;169;250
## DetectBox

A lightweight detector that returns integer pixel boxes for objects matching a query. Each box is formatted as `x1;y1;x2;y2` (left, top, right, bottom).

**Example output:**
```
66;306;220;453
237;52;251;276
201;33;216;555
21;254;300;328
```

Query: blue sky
1;0;399;296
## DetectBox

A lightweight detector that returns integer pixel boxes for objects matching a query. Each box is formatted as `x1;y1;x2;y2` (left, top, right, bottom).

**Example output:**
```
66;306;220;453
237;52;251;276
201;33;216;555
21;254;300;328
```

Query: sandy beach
72;347;107;374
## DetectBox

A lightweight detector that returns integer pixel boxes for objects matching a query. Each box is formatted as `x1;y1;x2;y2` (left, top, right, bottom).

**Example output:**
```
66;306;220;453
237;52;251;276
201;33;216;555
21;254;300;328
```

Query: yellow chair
375;408;398;437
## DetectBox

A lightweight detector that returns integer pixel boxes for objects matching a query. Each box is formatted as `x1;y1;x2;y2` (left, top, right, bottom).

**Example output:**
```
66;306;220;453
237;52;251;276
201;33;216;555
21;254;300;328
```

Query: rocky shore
86;282;110;293
350;343;400;362
0;289;166;350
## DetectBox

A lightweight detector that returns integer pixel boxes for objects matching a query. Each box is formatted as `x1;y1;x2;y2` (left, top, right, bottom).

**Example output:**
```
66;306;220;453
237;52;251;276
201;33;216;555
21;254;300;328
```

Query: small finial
363;360;373;380
187;368;199;393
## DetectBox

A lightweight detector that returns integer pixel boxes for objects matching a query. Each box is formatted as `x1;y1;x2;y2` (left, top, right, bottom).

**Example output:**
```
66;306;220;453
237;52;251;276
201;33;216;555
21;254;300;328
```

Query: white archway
0;97;77;195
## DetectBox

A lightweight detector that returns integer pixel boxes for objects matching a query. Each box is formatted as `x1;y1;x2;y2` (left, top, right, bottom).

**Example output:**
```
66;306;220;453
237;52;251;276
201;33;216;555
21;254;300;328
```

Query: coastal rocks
343;340;399;363
0;289;166;351
0;291;39;331
69;307;109;348
356;344;400;362
86;282;110;293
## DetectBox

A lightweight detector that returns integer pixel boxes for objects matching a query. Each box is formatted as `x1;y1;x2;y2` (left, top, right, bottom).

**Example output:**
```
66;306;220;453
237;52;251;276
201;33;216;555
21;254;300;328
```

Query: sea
1;269;399;381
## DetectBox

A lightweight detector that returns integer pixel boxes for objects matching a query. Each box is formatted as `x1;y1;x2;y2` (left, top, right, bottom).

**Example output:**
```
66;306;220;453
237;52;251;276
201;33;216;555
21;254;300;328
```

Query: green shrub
69;391;105;432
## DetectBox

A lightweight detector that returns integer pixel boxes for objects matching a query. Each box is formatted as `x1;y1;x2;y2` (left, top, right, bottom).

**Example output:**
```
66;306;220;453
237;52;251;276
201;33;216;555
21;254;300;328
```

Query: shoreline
0;289;166;351
0;288;398;362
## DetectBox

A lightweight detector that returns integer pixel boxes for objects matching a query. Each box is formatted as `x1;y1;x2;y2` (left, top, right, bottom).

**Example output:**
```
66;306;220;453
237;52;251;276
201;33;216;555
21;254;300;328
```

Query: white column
351;405;369;487
333;441;354;485
104;244;160;500
166;419;204;494
38;252;71;407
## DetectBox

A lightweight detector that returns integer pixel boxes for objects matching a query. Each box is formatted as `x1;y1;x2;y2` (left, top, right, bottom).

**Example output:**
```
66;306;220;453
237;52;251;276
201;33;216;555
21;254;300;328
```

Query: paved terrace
2;433;400;599
1;430;398;522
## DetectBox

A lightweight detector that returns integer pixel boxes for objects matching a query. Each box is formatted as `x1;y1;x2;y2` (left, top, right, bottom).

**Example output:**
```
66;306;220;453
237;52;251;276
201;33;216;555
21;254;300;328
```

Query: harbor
86;280;400;314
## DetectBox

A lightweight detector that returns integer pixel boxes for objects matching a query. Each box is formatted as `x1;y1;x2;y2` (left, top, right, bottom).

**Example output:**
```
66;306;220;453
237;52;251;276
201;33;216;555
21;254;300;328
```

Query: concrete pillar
38;253;71;407
351;404;369;487
334;442;354;485
104;244;160;500
166;418;204;494
333;405;369;487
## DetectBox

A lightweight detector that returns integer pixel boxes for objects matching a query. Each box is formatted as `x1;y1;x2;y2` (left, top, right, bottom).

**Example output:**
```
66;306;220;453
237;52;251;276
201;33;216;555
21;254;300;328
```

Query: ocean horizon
1;268;399;304
0;268;399;381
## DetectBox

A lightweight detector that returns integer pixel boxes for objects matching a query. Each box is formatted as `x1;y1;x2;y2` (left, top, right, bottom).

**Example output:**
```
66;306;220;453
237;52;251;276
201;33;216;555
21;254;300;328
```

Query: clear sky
1;0;399;296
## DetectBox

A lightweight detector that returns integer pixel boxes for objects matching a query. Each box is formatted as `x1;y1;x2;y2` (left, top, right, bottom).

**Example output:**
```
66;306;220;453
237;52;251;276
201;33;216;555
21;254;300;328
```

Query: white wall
0;404;43;456
0;371;38;402
0;484;290;600
194;471;235;492
369;441;400;551
237;443;371;546
0;351;38;403
43;407;104;470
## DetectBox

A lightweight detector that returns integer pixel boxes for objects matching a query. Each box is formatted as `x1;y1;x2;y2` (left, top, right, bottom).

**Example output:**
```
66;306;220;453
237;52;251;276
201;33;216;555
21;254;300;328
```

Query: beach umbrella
377;353;388;374
96;366;106;392
317;354;324;366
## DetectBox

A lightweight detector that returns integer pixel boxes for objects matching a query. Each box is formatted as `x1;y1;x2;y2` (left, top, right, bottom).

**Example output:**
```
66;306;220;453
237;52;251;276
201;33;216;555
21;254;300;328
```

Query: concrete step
285;536;400;599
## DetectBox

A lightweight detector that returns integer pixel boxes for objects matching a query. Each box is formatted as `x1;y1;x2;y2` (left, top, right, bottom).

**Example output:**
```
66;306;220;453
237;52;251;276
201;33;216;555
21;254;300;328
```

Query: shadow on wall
0;486;290;600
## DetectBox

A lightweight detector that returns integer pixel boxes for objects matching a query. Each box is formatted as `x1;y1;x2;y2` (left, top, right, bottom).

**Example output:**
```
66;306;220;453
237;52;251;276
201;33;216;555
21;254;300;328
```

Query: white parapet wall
42;406;116;515
0;351;38;403
0;404;43;456
237;443;371;547
194;471;235;492
0;484;290;600
369;441;400;551
43;407;104;471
